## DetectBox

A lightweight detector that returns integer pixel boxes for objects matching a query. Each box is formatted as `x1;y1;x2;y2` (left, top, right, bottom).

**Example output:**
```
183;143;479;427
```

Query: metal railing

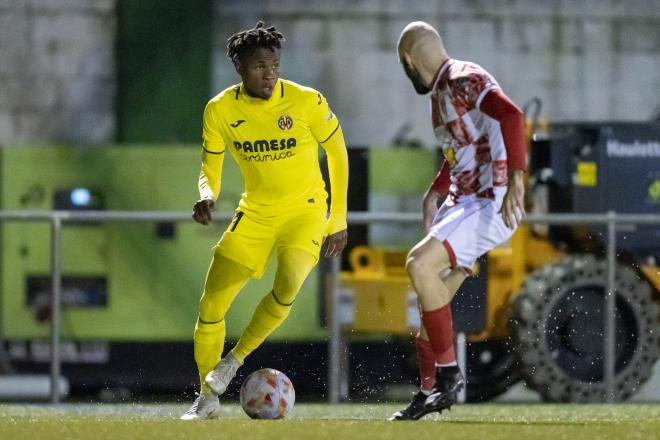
0;210;232;404
0;210;658;404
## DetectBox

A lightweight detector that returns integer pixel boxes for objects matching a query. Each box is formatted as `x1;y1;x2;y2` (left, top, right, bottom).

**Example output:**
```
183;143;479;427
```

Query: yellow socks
194;317;226;394
193;253;252;393
231;249;317;362
231;291;292;363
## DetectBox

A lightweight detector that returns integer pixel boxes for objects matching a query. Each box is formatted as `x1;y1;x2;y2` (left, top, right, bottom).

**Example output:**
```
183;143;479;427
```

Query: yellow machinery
340;224;564;339
340;112;660;402
470;224;563;341
339;223;660;402
339;247;413;334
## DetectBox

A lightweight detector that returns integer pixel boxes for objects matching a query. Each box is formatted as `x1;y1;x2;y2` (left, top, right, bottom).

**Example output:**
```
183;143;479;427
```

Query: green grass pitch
1;403;659;440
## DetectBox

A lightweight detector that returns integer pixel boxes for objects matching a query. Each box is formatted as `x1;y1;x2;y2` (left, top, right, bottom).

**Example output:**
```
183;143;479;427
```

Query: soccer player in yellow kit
181;21;349;420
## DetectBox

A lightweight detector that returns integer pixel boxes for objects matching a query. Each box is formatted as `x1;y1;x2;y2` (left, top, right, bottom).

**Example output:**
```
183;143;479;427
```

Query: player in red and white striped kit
389;21;526;420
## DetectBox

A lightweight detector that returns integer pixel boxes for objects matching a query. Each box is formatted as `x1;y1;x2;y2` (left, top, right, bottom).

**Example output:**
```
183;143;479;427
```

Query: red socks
436;344;457;366
421;304;456;364
415;336;436;391
417;303;457;390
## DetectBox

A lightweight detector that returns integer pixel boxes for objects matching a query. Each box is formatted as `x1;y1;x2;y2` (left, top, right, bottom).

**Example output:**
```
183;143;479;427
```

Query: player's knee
436;289;452;307
199;293;230;322
273;280;300;305
276;249;315;291
274;271;306;303
405;251;429;280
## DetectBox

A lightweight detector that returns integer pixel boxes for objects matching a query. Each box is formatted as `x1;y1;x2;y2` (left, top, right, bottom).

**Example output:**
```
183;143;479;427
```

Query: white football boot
180;392;221;420
205;352;242;396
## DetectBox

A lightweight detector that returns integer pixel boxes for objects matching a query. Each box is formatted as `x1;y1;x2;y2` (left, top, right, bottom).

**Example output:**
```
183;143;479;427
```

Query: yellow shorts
214;202;327;279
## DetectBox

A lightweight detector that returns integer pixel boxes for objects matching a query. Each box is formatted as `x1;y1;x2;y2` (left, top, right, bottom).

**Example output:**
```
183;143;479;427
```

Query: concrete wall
2;0;659;146
0;0;116;145
214;0;660;147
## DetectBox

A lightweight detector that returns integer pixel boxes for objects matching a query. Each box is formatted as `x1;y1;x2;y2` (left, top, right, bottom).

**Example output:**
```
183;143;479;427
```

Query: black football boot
423;365;465;415
388;390;434;420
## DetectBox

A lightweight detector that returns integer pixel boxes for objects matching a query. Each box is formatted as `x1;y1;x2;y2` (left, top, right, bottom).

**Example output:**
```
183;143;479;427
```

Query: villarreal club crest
278;114;293;131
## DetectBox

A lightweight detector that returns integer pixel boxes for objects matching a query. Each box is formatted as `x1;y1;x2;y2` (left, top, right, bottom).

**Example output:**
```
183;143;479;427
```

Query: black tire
510;255;660;402
465;339;520;402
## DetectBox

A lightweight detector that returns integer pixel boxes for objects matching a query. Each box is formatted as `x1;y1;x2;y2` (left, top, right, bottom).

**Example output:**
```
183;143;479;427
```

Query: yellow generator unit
339;247;417;334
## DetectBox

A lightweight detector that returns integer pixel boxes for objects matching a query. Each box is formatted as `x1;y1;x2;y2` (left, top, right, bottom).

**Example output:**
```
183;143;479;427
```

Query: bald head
397;21;449;94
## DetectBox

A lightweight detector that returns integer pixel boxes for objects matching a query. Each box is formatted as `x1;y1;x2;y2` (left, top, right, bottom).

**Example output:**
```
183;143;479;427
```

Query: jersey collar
431;58;452;91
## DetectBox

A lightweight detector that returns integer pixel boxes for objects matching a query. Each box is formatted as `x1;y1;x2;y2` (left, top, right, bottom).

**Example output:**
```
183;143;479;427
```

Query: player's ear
234;59;243;75
400;51;413;68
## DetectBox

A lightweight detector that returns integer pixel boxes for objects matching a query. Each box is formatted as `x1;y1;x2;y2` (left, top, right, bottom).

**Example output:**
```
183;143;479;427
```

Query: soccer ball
239;368;295;419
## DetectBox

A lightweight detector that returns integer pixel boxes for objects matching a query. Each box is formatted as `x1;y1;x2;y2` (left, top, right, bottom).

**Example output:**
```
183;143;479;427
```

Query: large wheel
510;255;660;402
465;339;520;402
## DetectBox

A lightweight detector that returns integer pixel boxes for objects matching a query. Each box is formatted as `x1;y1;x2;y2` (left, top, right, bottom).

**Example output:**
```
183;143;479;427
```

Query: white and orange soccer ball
239;368;295;419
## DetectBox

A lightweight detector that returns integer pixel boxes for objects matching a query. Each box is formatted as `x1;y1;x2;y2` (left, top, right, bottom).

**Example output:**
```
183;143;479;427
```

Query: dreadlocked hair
226;21;285;62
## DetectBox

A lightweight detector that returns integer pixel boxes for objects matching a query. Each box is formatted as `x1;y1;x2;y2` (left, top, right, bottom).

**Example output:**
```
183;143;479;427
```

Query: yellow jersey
199;78;343;217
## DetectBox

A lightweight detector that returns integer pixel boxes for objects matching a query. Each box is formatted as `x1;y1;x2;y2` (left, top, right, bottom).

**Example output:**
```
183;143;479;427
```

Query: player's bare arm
192;198;215;225
500;170;525;229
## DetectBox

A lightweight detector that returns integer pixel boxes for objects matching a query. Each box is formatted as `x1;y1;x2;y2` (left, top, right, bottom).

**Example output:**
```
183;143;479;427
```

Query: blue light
70;188;91;206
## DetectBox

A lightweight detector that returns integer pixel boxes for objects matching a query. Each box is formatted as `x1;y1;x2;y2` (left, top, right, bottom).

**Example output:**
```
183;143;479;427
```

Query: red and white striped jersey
429;59;525;204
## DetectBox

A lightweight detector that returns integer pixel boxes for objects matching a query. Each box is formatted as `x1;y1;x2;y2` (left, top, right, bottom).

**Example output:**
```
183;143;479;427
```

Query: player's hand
192;198;215;225
324;229;347;257
422;189;442;233
500;170;525;229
